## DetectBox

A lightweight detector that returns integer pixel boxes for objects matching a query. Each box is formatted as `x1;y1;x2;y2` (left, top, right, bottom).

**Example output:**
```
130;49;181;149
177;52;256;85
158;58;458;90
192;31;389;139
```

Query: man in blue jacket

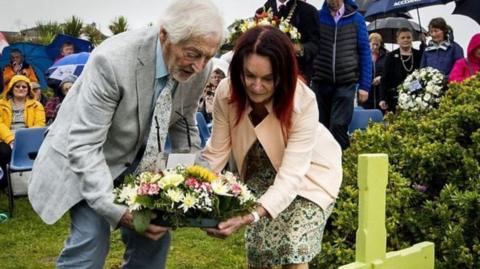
311;0;371;150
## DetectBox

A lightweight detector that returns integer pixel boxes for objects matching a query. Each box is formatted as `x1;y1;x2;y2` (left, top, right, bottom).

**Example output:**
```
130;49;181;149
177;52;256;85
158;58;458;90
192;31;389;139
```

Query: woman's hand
204;215;252;239
373;76;381;86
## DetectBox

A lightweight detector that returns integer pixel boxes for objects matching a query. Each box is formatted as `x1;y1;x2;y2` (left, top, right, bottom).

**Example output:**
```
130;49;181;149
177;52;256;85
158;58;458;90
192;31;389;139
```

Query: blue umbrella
46;34;93;62
0;42;53;90
46;52;90;87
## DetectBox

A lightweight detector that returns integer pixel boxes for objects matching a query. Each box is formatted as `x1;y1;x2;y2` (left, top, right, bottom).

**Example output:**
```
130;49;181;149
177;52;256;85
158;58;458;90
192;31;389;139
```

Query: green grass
0;197;246;269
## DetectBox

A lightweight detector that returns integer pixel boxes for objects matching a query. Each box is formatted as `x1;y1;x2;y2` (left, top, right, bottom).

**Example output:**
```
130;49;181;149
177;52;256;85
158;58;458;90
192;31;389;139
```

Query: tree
33;21;63;44
62;16;83;37
82;23;105;47
109;16;129;35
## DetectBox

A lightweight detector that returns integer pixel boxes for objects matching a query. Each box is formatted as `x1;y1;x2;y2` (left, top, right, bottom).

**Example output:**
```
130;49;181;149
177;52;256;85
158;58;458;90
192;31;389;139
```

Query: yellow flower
185;165;217;183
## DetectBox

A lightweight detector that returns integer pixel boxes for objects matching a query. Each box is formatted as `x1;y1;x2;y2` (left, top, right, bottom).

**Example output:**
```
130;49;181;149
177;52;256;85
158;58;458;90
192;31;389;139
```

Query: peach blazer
202;78;343;218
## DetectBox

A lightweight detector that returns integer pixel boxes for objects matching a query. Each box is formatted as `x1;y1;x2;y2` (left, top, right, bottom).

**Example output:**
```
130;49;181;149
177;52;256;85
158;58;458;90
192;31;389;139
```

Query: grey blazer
28;26;212;228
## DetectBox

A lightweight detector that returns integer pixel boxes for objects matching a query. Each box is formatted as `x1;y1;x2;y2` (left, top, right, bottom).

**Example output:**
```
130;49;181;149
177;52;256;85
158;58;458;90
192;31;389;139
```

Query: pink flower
201;182;212;192
148;184;160;195
185;178;200;189
231;183;242;196
138;183;151;196
137;183;161;196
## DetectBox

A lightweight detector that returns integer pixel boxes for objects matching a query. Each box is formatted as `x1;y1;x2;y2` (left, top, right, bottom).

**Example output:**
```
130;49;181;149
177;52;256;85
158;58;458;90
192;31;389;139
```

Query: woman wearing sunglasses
0;75;45;189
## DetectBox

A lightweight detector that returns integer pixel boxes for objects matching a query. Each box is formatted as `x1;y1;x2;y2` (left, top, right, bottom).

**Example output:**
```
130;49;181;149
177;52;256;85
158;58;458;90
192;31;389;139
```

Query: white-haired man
28;0;224;268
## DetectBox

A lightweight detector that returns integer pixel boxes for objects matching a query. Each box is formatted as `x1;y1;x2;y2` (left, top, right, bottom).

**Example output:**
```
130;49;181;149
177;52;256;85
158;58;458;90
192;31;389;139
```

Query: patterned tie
137;76;177;173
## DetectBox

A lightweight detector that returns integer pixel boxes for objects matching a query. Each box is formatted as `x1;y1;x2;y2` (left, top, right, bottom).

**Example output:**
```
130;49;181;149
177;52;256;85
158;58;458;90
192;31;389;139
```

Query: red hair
229;25;299;132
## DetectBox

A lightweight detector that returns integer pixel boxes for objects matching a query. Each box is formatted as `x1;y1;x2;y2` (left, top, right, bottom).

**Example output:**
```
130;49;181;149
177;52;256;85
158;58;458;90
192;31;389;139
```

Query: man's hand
12;62;21;73
204;215;251;239
358;89;369;103
373;76;381;86
379;100;388;110
119;211;170;241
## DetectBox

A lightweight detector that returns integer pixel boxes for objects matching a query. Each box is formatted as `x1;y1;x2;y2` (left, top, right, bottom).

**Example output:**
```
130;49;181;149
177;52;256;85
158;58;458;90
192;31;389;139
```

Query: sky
1;0;479;51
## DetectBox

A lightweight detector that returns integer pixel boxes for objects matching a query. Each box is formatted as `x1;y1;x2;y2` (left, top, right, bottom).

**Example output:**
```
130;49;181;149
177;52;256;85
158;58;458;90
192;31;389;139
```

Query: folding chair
348;109;384;135
4;127;47;217
196;112;211;148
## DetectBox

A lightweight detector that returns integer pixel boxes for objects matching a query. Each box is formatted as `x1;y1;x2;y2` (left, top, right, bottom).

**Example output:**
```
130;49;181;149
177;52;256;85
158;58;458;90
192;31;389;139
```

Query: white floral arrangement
225;8;301;47
398;67;445;111
114;165;256;232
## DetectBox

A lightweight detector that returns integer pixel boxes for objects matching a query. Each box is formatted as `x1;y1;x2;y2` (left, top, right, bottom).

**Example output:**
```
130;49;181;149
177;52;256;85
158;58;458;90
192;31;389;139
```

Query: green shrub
312;74;480;269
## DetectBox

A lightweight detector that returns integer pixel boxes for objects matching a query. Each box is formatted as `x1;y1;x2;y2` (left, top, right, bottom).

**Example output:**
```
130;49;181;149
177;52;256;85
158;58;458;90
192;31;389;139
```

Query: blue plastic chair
348;109;384;134
196;112;211;148
4;127;47;217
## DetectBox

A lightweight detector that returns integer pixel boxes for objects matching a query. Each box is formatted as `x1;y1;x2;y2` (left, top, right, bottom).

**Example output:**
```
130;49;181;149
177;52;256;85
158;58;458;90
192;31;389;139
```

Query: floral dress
243;140;333;267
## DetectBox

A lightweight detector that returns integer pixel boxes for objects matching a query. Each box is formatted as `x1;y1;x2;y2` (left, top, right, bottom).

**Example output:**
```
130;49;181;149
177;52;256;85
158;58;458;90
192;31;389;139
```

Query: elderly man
2;49;39;90
28;0;224;268
311;0;371;150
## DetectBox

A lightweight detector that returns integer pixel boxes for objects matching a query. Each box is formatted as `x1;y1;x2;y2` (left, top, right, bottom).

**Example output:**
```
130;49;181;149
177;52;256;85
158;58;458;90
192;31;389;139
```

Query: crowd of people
0;0;479;268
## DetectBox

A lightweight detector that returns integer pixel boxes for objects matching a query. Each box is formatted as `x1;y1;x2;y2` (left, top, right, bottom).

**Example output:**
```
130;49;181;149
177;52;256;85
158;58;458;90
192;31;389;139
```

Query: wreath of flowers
397;67;445;111
225;7;301;47
114;165;256;231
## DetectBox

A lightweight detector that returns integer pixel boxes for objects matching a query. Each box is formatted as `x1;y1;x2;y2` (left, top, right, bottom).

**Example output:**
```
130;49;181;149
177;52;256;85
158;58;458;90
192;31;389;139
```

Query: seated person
45;75;77;124
0;75;45;188
54;42;75;62
31;82;47;106
2;49;39;90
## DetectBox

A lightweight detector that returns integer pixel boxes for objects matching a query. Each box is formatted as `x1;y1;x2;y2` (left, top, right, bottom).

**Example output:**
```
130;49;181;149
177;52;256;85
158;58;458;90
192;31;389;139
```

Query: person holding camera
198;83;216;123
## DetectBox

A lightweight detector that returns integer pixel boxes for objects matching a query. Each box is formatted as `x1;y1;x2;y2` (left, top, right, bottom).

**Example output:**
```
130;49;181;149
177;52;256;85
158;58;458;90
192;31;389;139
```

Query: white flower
238;185;255;204
138;172;161;183
247;20;256;29
211;180;230;195
118;185;141;211
118;185;136;203
289;28;299;40
166;188;184;203
258;19;271;26
159;174;184;188
222;172;238;184
423;93;431;101
179;193;198;213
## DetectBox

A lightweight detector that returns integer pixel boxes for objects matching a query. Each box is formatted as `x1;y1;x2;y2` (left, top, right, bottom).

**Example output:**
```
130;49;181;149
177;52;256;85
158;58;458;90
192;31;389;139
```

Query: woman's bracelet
250;211;260;223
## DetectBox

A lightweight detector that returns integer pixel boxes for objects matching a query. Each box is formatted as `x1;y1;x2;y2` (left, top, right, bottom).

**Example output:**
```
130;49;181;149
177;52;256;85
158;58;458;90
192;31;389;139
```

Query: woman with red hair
203;26;342;269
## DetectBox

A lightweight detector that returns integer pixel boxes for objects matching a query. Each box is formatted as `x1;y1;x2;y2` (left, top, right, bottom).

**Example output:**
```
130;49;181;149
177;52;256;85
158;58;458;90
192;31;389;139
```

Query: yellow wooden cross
339;154;434;269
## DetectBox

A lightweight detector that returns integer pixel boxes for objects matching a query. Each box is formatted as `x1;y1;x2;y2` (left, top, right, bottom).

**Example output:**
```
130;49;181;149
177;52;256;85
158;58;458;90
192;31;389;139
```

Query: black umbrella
355;0;412;22
355;0;374;14
453;0;480;25
367;17;427;43
365;0;449;30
